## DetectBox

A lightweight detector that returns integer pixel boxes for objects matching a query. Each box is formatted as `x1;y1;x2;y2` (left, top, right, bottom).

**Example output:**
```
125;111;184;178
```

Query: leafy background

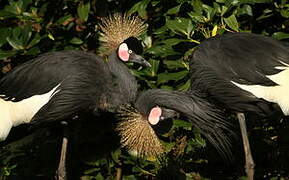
0;0;289;179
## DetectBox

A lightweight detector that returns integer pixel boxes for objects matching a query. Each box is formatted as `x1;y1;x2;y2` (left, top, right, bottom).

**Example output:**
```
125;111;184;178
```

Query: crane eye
128;50;133;54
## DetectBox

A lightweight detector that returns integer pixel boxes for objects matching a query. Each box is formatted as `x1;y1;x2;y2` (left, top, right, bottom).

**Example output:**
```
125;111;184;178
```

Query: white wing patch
231;66;289;115
0;99;13;141
0;84;61;141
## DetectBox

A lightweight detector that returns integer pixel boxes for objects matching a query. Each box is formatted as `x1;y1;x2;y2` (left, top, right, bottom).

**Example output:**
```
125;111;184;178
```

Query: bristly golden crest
98;14;147;55
116;105;164;157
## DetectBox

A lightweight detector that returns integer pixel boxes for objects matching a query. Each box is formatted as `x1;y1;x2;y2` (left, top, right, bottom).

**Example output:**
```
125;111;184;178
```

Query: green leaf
48;33;55;40
237;4;253;16
123;175;138;180
239;0;272;4
173;119;192;129
188;12;206;23
0;28;11;47
147;44;179;57
280;9;289;18
25;46;40;55
153;26;169;35
111;149;121;163
0;50;17;59
0;9;15;18
6;37;23;50
224;14;239;31
21;25;32;46
224;0;239;7
272;32;289;40
148;59;160;77
57;14;73;24
163;60;186;69
166;18;194;37
22;0;33;11
160;38;188;46
202;4;217;21
176;79;191;91
28;33;42;48
191;0;203;14
157;70;188;85
83;167;100;175
128;0;150;18
166;4;181;15
77;2;90;21
70;37;83;45
5;0;23;15
95;172;104;180
147;38;188;57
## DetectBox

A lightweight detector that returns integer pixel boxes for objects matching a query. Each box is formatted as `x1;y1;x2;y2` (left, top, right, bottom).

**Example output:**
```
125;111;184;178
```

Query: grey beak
129;53;151;68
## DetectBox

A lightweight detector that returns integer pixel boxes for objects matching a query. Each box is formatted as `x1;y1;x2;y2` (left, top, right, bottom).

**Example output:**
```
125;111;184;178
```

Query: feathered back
98;14;147;55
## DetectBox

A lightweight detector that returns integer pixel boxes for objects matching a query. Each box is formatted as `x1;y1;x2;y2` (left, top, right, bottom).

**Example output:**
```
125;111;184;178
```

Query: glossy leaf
57;14;73;25
166;18;194;37
173;119;193;128
166;4;181;15
0;28;11;47
272;32;289;40
70;37;83;45
0;50;17;59
157;70;188;85
6;37;23;50
5;0;23;15
163;60;186;69
77;2;90;21
128;0;150;18
280;9;289;18
224;14;239;31
28;34;42;48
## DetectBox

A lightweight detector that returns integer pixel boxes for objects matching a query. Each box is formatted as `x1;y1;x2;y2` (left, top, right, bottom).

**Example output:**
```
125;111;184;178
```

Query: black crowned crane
0;14;150;178
189;32;289;179
116;89;233;159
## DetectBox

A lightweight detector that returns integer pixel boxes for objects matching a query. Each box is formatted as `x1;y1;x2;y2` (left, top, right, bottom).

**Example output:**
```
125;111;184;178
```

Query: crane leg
237;113;255;180
55;121;69;180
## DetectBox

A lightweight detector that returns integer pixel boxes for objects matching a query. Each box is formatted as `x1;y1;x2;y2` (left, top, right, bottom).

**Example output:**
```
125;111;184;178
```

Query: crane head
117;37;151;67
116;89;234;160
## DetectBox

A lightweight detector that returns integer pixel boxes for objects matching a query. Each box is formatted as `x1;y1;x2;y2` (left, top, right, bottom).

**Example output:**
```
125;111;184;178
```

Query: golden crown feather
116;105;164;157
98;14;147;55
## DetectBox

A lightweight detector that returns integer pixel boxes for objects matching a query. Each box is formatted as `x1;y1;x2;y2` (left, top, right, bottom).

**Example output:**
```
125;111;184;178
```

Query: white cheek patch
148;106;162;125
118;43;129;61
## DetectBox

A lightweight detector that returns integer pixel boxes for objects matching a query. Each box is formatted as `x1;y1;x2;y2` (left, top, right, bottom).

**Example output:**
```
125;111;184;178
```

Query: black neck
106;51;138;104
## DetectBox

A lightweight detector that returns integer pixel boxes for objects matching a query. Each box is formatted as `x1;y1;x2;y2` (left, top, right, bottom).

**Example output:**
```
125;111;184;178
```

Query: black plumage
0;14;149;179
117;89;233;159
0;14;149;140
189;32;289;179
190;32;289;116
0;46;147;127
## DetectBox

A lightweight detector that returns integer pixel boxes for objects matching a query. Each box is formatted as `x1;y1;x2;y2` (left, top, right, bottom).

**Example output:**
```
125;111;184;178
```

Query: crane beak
129;53;151;68
160;109;179;121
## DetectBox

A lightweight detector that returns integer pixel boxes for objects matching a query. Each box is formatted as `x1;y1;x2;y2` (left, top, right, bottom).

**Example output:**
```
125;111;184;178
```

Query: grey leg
237;113;255;180
56;121;68;180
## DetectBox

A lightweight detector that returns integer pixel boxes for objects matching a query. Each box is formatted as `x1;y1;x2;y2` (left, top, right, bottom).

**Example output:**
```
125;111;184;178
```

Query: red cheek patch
118;50;129;61
118;43;129;61
148;106;162;125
